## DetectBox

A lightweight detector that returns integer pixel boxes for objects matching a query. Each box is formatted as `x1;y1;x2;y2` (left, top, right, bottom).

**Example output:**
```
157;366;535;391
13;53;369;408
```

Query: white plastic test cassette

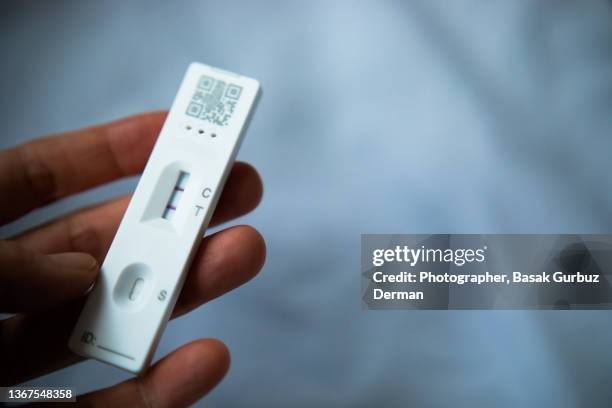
69;62;261;373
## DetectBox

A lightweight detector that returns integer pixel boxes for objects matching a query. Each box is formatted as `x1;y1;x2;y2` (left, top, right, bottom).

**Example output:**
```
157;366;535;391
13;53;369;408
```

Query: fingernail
49;252;98;271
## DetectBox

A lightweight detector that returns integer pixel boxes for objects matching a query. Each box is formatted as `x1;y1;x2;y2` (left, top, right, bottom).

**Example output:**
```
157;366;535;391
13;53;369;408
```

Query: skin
0;112;266;407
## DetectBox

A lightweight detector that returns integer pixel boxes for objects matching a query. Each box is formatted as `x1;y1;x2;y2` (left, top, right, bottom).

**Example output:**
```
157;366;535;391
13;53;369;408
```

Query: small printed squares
186;102;203;117
225;84;242;100
197;75;215;91
187;75;242;126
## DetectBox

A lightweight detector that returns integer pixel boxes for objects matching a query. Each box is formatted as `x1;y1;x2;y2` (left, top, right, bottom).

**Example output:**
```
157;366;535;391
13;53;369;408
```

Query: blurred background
1;1;612;406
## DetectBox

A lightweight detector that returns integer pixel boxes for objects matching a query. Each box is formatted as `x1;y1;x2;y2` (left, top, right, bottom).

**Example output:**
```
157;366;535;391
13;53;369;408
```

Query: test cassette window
162;171;190;221
186;75;243;126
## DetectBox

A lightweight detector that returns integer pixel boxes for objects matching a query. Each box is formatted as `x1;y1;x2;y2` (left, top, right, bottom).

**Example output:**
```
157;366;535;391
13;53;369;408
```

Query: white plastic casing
69;62;261;374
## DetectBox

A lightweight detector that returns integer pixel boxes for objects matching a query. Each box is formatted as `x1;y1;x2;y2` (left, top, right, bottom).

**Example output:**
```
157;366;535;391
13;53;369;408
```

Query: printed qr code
185;75;242;126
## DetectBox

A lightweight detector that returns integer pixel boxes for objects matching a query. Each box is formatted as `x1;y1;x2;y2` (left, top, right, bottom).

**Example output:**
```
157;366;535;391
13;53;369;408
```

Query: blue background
1;1;612;406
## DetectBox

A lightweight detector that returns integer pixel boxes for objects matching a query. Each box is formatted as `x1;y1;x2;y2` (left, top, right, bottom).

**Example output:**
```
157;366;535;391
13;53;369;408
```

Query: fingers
0;240;98;312
173;225;266;317
14;162;263;261
0;112;166;224
77;339;230;407
210;162;263;228
0;225;265;384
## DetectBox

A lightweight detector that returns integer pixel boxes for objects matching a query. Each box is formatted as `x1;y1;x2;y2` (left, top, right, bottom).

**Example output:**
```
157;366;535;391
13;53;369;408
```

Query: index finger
0;111;166;224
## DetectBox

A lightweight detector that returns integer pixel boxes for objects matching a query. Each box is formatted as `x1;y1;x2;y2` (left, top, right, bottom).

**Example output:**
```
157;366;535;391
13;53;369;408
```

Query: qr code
185;75;242;126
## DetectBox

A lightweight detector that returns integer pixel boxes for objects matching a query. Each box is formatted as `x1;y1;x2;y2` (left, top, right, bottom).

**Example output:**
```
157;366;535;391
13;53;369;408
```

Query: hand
0;112;265;406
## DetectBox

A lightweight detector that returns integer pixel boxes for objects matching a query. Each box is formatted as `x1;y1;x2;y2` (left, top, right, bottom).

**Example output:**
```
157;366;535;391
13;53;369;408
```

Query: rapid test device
69;63;261;373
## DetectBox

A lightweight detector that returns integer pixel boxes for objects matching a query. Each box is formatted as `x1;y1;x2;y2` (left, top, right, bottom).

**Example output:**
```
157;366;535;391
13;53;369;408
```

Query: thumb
0;240;98;312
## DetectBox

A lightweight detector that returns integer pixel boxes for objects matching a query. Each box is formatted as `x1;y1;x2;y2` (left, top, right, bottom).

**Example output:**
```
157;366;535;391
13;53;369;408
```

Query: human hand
0;112;265;406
